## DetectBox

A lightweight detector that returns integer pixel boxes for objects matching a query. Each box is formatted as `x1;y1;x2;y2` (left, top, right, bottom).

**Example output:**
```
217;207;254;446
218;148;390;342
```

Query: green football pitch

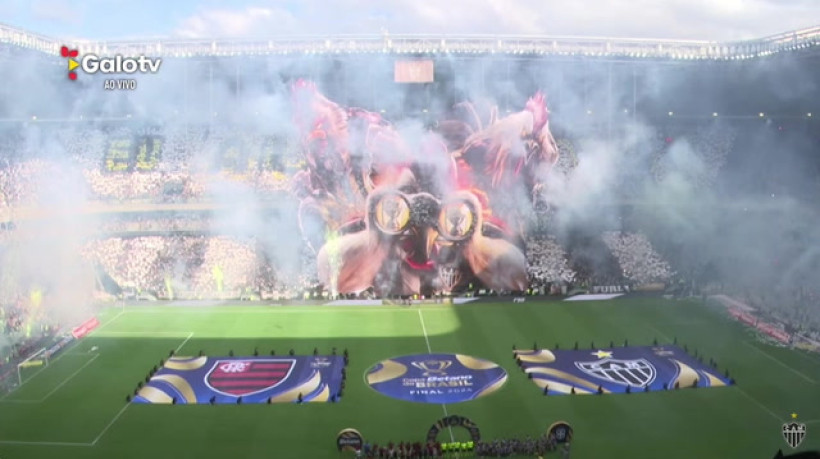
0;298;818;459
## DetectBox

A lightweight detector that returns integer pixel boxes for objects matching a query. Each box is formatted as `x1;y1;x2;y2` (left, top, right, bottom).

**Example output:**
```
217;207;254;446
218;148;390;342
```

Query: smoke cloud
0;38;818;345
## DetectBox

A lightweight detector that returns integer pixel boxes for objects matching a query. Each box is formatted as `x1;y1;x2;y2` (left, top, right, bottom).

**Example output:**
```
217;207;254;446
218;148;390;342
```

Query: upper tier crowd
0;123;737;209
80;235;316;299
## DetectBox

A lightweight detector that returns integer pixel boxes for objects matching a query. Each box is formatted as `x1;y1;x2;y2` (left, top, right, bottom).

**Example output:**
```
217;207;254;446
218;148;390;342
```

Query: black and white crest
575;358;657;387
782;422;807;449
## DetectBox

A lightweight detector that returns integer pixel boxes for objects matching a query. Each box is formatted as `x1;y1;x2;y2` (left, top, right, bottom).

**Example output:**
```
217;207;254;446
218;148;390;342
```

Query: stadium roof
0;22;818;61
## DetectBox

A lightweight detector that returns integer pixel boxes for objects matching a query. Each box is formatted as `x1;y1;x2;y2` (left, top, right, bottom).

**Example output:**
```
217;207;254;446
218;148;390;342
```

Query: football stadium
0;15;819;459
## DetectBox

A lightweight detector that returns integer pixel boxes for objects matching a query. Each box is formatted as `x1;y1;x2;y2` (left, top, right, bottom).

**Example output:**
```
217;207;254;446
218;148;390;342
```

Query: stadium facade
0;23;818;123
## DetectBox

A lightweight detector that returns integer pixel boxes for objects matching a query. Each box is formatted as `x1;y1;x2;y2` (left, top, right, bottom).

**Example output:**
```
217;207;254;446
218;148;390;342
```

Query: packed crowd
0;126;297;208
79;236;318;298
0;120;744;210
82;169;205;202
98;215;211;234
0;297;62;392
72;228;673;299
0;160;292;207
0;159;63;208
525;236;577;289
601;231;673;285
648;125;735;190
737;288;820;344
3;301;32;336
82;169;293;202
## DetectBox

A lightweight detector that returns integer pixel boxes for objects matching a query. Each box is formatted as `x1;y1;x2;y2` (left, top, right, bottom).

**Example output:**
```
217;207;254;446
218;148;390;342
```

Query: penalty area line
91;403;130;446
0;398;130;447
37;354;100;402
417;309;455;444
0;314;111;401
0;346;84;401
0;354;100;404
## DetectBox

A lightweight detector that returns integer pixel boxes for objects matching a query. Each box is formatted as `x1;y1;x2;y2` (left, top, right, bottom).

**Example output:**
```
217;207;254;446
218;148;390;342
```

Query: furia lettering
81;55;162;74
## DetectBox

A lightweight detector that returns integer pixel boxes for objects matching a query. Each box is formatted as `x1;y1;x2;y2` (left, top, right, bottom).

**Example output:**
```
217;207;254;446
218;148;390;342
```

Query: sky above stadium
0;0;818;41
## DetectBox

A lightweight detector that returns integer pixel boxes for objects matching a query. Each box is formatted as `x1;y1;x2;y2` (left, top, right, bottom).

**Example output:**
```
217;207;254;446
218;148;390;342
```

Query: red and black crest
205;359;295;397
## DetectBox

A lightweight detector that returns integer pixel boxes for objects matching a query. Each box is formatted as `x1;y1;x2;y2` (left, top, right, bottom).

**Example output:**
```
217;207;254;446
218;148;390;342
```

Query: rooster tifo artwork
290;80;559;297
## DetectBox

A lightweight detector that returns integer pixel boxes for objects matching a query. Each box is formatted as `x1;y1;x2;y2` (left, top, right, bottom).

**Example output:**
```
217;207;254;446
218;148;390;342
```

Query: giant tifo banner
515;346;730;395
291;80;559;296
133;355;345;404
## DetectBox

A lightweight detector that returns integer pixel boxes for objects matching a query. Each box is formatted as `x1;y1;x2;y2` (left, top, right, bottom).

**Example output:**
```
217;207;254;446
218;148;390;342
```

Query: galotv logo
62;45;162;90
81;55;162;74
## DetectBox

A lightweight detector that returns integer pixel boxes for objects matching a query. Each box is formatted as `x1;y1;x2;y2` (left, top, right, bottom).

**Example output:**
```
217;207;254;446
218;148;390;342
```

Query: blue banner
366;353;507;404
515;345;730;395
133;355;345;404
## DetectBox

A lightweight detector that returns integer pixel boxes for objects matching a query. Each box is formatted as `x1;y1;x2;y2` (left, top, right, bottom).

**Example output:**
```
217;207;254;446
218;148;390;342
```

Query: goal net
17;347;49;386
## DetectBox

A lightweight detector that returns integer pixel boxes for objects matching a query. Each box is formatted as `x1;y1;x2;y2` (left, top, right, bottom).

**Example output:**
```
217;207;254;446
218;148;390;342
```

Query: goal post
17;347;48;386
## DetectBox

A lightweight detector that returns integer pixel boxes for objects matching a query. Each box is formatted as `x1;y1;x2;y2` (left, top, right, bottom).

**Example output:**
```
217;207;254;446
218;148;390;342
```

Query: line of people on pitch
358;435;567;458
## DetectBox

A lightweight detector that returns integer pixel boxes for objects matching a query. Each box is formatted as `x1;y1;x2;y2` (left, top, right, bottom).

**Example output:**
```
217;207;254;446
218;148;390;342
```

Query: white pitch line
735;387;783;423
37;354;99;402
0;367;47;401
743;341;815;384
1;354;101;405
645;324;786;425
417;309;455;444
121;308;421;314
0;334;99;401
418;309;433;354
0;439;92;447
94;331;194;336
174;332;194;354
91;403;130;446
92;309;126;333
0;353;78;400
0;361;129;447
